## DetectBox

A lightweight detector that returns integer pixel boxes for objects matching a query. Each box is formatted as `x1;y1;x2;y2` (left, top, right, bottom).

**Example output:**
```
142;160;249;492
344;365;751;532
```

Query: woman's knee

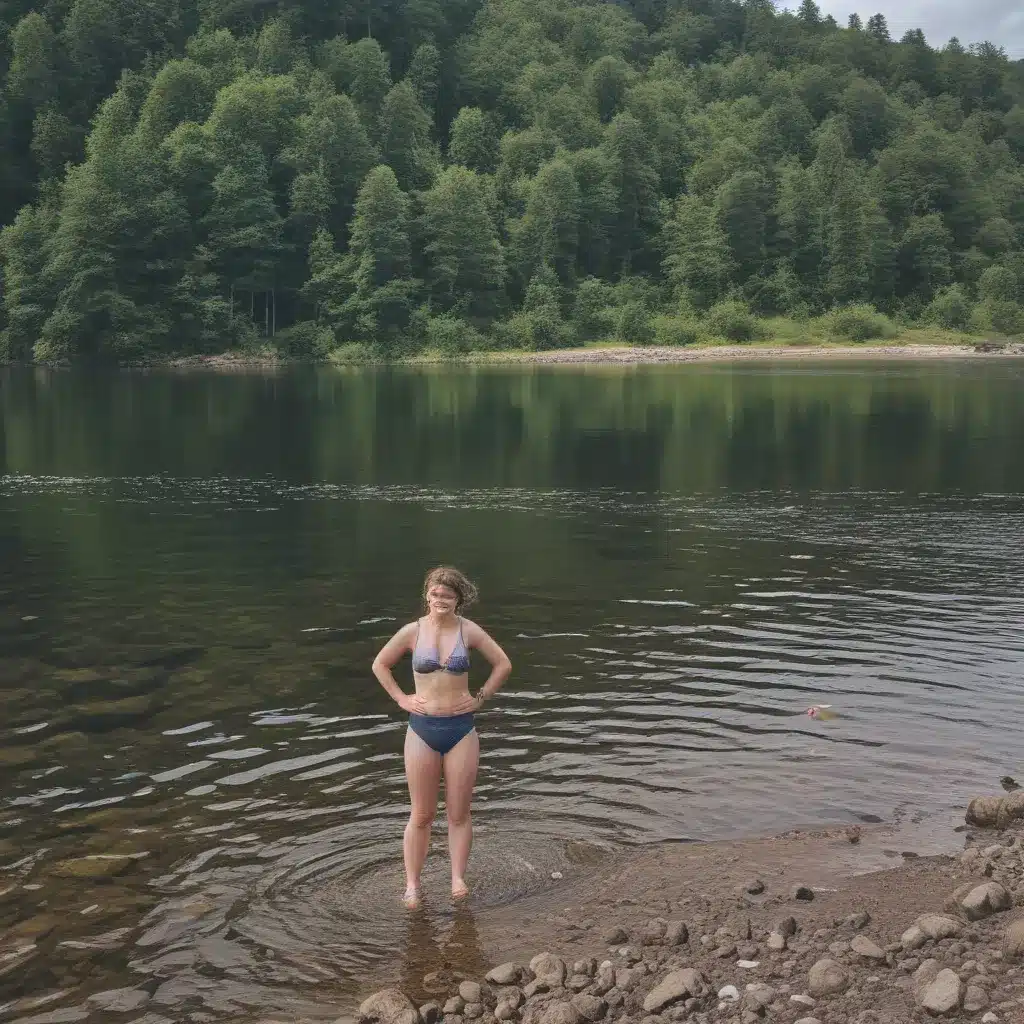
446;805;471;828
408;807;436;830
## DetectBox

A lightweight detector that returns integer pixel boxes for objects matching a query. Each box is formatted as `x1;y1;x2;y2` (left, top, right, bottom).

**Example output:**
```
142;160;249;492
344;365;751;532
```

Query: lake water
1;361;1023;1021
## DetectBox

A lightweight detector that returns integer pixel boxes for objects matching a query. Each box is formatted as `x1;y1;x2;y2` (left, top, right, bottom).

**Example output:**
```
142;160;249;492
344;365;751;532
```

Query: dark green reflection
2;362;1022;492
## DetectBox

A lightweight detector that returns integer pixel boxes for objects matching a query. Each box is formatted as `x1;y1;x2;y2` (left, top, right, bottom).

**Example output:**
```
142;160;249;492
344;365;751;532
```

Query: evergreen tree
449;107;498;173
420;165;506;316
662;195;734;309
379;81;437;191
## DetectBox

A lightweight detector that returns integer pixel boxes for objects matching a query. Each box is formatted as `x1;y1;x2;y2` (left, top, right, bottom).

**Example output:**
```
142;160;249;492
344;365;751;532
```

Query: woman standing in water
372;567;512;909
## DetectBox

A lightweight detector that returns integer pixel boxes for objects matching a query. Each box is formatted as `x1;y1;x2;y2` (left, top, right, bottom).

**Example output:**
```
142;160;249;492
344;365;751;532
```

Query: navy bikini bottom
408;712;475;755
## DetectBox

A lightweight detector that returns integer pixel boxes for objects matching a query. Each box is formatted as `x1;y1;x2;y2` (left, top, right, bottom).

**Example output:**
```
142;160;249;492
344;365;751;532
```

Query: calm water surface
1;361;1023;1020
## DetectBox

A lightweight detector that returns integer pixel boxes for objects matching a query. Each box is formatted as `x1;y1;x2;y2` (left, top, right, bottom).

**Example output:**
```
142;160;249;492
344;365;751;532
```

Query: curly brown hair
422;566;478;614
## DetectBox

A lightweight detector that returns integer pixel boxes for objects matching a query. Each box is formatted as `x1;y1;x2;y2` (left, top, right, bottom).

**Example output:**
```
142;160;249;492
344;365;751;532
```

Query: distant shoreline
4;340;1023;372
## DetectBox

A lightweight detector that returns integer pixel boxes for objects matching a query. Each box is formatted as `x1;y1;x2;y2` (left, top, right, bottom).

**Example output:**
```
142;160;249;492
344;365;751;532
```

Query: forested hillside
1;0;1023;361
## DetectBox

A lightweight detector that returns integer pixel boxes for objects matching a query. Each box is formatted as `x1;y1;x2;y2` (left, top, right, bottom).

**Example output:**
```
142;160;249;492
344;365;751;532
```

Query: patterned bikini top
411;617;471;675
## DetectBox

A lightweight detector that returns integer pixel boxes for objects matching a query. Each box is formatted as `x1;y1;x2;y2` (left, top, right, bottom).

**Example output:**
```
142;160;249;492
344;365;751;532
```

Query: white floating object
550;871;563;879
737;960;760;968
718;985;740;1001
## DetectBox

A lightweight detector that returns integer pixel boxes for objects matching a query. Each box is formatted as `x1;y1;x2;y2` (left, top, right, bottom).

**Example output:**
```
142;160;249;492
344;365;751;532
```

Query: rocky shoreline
354;803;1024;1024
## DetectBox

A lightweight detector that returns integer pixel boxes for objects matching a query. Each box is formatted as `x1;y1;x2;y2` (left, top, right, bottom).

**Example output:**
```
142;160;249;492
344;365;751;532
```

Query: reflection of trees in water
399;906;489;1005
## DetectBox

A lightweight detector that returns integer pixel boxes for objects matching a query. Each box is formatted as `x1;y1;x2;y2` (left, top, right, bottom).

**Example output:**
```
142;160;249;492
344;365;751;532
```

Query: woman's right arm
371;623;424;713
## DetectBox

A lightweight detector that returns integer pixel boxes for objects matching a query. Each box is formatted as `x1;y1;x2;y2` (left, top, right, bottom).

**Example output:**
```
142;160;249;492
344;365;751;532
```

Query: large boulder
996;791;1024;829
1003;919;1024;960
359;990;421;1024
486;964;527;986
917;915;963;940
642;968;706;1013
807;960;850;998
966;796;1003;827
919;969;962;1016
529;953;567;986
962;883;1011;921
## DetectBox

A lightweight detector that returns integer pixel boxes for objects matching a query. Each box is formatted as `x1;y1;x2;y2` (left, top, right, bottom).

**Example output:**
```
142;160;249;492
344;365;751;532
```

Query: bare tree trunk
230;284;234;324
271;288;276;338
264;292;269;337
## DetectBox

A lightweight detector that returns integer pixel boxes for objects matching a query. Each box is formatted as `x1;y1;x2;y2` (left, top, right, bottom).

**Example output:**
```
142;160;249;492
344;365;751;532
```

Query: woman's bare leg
443;729;480;899
403;727;442;907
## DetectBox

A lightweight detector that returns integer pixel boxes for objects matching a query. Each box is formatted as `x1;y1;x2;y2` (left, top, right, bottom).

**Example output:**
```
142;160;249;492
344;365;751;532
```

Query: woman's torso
411;616;471;715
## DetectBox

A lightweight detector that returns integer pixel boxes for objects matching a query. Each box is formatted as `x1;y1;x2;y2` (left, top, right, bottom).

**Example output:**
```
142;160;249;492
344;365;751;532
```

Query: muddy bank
350;811;1024;1024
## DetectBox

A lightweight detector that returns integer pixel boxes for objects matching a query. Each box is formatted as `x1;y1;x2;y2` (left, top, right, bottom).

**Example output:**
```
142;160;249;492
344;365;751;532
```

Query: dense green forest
0;0;1022;361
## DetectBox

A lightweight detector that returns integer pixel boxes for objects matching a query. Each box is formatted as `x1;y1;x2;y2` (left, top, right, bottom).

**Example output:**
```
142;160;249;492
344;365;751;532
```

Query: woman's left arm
464;620;512;709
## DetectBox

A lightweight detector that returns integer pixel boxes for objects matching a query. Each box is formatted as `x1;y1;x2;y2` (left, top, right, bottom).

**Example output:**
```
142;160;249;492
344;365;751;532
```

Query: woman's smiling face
427;584;459;615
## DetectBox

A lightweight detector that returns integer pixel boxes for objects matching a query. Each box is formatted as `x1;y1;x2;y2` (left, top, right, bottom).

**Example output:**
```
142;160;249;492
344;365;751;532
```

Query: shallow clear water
1;361;1023;1020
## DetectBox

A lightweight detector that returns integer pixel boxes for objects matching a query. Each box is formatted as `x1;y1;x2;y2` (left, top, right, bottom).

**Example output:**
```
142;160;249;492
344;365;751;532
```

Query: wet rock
359;989;421;1024
460;984;483;1004
967;797;1004;828
1004;920;1024;959
421;1004;442;1024
745;880;765;895
776;917;798;938
570;994;607;1021
793;887;814;902
962;883;1012;921
488;965;527;986
530;954;568;986
964;986;989;1012
850;936;886;961
87;988;151;1012
664;922;688;946
51;854;144;879
642;969;706;1013
919;969;962;1015
807;960;849;998
602;929;628;946
996;791;1024;829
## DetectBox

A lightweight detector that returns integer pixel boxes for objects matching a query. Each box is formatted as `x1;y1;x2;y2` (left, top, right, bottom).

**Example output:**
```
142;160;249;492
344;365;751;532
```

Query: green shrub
424;314;483;356
652;314;705;346
972;298;1024;336
978;265;1019;302
817;303;898;341
926;285;972;331
274;321;336;358
705;299;761;341
572;276;615;340
616;300;654;344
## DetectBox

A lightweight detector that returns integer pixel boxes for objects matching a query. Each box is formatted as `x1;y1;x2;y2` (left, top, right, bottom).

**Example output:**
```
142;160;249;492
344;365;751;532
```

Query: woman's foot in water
451;878;469;901
403;884;422;909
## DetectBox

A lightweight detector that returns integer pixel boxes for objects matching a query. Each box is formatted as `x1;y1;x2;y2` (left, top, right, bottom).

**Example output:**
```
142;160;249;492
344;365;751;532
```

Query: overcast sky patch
814;0;1024;58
